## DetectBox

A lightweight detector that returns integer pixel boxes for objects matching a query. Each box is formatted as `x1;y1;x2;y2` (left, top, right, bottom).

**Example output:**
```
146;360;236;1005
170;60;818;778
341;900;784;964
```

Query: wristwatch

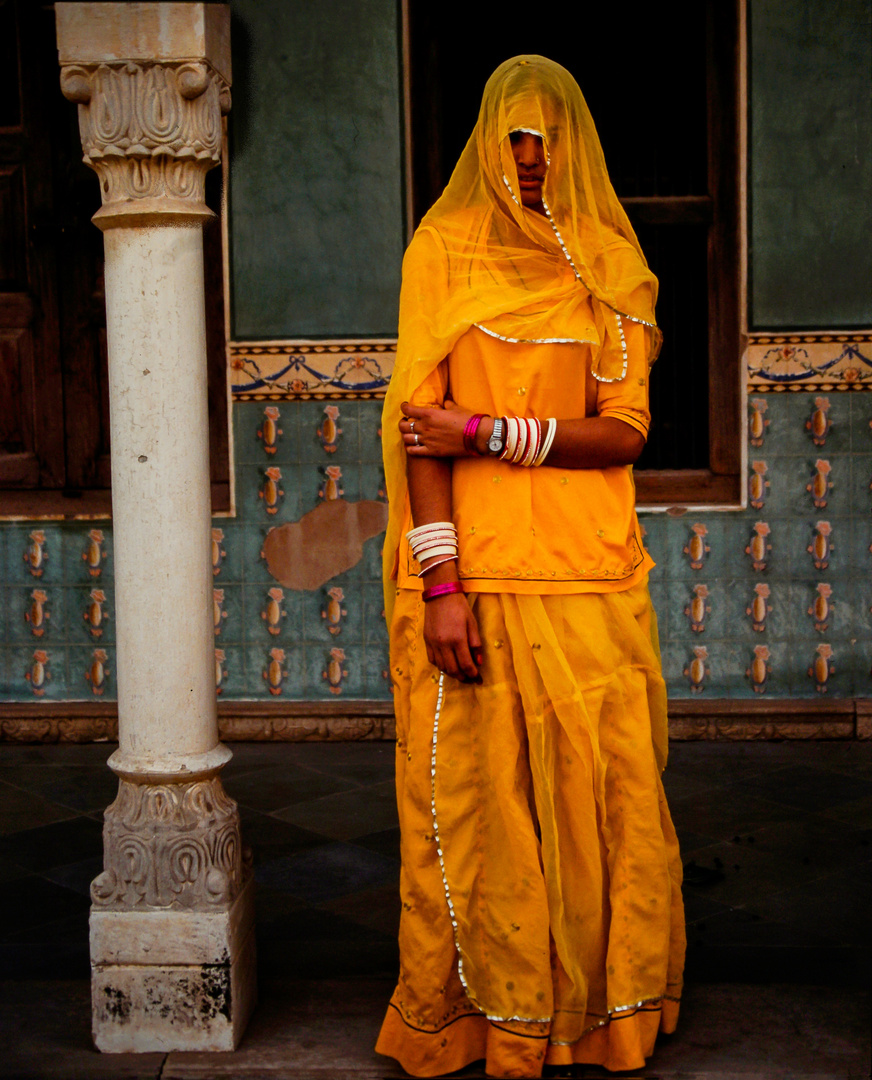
487;417;505;456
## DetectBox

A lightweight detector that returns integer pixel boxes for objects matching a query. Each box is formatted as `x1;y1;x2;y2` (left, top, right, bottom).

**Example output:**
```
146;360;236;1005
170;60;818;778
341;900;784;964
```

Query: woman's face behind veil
478;60;581;231
508;131;547;213
415;54;660;382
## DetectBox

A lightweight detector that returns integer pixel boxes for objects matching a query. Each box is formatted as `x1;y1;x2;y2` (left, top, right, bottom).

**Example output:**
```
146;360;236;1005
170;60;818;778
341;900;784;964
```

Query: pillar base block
90;876;256;1052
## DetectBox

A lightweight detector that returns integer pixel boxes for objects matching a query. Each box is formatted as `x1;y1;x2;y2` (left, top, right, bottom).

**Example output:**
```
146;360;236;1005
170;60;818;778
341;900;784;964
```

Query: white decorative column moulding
56;3;255;1053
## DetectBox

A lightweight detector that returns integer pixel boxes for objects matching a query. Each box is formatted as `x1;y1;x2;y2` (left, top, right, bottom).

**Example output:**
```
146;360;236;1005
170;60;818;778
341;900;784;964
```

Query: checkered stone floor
0;738;869;1078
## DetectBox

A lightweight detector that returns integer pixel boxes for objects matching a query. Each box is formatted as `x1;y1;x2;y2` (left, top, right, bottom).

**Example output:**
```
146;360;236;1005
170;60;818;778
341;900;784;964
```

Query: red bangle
462;413;487;455
422;580;465;602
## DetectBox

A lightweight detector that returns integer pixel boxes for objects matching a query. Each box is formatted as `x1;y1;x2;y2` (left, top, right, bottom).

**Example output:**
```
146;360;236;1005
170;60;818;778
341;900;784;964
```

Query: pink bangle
462;414;487;455
422;580;465;602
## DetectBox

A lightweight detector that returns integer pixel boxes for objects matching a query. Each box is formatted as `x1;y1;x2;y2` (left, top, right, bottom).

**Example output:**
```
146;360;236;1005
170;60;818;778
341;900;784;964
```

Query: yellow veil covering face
382;55;660;616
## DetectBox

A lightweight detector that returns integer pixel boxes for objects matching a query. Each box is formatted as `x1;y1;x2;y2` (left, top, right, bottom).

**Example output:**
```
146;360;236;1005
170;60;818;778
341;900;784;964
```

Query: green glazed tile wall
1;392;870;703
1;525;115;701
643;391;871;699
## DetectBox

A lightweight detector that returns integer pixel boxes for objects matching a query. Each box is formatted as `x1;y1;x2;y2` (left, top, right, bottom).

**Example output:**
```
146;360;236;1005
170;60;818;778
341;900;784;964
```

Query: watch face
488;419;503;454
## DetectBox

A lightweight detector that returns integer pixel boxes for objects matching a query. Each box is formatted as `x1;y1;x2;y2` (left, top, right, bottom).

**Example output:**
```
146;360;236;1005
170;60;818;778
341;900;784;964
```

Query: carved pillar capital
91;775;252;912
60;58;230;227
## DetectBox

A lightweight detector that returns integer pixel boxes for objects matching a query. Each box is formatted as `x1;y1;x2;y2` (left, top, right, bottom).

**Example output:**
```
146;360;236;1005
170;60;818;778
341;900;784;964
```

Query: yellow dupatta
382;55;661;619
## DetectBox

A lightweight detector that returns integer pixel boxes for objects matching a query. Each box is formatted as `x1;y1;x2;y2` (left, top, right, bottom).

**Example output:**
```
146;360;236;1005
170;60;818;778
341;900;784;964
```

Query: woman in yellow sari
377;56;685;1078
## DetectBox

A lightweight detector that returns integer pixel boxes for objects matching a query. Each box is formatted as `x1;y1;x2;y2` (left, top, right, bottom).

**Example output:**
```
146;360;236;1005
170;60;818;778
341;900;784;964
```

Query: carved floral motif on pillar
59;60;230;216
91;777;249;910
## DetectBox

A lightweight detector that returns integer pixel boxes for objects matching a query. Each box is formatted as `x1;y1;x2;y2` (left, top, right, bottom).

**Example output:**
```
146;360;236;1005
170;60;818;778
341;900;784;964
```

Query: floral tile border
229;332;872;400
747;332;872;391
230;340;395;400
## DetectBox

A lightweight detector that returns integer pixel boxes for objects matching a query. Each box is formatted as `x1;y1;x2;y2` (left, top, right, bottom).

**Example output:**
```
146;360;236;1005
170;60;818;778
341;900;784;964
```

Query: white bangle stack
499;416;557;467
407;521;459;576
534;417;557;465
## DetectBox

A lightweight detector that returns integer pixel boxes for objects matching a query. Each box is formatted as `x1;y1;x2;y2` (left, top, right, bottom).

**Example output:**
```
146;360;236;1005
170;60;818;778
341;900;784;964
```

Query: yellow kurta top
396;310;654;594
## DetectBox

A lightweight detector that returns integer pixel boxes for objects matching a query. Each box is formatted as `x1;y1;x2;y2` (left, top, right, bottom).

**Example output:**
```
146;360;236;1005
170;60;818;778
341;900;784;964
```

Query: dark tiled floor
0;738;870;1078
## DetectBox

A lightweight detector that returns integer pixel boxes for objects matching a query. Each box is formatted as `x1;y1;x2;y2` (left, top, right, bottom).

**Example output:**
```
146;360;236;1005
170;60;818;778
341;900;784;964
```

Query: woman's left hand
400;400;482;458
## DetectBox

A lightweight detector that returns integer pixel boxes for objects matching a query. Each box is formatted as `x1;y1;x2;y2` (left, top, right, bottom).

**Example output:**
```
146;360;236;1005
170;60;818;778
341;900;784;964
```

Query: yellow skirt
376;582;685;1078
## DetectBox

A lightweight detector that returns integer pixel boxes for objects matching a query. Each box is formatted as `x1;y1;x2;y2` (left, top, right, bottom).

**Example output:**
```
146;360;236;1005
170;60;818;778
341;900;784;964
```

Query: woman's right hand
424;593;483;683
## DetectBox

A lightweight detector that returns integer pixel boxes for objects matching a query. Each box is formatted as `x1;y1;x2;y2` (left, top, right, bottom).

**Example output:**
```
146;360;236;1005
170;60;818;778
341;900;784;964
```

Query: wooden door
0;0;229;516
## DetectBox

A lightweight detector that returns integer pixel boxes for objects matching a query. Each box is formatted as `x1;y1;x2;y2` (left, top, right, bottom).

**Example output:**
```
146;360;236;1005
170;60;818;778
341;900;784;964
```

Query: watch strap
487;416;505;455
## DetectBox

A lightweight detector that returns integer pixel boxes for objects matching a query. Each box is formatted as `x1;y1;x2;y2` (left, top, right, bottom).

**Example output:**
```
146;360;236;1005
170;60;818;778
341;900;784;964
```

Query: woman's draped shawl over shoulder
382;55;661;618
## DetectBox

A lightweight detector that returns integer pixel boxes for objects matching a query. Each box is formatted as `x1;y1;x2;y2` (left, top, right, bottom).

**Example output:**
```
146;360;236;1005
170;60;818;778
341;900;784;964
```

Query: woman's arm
407;456;483;683
524;415;645;468
401;402;645;469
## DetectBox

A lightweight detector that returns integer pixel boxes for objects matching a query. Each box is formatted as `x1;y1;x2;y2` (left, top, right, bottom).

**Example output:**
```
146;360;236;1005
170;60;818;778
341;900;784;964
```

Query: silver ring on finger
414;433;420;445
409;420;416;434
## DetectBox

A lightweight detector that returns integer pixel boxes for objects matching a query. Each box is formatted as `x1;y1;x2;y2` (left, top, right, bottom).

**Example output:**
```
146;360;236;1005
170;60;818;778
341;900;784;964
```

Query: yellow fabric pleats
376;582;685;1077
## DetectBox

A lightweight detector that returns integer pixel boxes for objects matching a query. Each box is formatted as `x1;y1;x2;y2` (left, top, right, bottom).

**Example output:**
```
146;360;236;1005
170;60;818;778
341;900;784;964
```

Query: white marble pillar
57;3;255;1052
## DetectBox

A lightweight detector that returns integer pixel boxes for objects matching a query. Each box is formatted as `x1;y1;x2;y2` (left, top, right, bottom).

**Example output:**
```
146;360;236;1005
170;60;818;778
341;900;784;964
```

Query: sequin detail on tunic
491;187;641;382
540;196;654;383
474;323;596;346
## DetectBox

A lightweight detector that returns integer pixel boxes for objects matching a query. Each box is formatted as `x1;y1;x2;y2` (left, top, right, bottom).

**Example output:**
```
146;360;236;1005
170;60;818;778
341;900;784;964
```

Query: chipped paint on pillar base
91;960;242;1052
91;878;257;1053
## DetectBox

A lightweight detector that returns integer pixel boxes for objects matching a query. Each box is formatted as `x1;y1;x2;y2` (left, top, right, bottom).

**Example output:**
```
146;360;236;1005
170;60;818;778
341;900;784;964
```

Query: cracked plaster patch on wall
261;498;388;590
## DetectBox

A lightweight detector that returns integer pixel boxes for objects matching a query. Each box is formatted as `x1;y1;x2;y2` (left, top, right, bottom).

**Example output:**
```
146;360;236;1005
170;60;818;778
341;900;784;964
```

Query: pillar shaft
103;225;218;772
57;3;255;1052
